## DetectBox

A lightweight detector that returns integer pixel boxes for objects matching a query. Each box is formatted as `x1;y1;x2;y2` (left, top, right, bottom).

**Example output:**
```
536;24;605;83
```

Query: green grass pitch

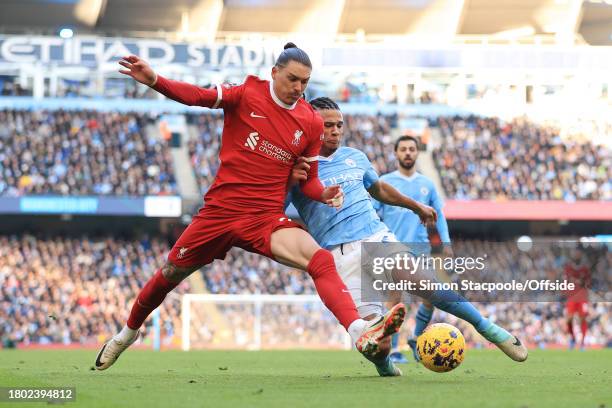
1;349;610;408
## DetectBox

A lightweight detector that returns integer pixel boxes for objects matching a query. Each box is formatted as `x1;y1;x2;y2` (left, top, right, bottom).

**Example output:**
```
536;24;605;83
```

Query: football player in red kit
564;249;591;350
95;43;406;370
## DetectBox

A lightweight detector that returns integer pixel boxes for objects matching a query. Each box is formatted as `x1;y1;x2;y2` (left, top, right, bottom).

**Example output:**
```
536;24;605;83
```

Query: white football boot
356;303;406;357
94;330;140;370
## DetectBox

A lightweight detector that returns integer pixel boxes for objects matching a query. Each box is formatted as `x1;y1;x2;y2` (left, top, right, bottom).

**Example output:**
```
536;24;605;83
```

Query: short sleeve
361;153;379;189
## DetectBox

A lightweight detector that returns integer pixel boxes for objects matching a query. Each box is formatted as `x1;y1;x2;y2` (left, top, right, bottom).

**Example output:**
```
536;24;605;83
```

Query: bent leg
387;255;527;361
126;261;202;331
270;227;360;331
126;210;232;331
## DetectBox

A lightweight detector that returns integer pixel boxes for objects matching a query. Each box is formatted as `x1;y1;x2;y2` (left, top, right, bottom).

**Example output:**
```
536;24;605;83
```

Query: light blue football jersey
288;147;387;249
373;171;450;245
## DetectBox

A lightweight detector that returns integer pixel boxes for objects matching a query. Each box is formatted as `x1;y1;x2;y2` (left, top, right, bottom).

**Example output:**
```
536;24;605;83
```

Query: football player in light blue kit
288;97;437;376
374;135;451;364
288;97;528;375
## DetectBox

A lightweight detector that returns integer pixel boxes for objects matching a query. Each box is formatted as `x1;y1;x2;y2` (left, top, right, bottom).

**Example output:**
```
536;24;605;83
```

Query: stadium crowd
187;112;611;202
0;234;188;347
1;108;608;202
1;233;609;349
0;110;177;196
433;116;611;201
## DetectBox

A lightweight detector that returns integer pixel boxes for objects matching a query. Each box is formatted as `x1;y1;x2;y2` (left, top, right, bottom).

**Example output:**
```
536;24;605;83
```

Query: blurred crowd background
2;232;609;349
1;107;610;349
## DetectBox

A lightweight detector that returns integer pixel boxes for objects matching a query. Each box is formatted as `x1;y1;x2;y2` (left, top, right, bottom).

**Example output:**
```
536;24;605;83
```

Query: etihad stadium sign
0;36;277;68
1;35;611;71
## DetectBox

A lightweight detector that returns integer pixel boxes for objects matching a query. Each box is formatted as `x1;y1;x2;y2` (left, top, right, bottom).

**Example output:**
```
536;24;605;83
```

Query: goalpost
181;294;352;351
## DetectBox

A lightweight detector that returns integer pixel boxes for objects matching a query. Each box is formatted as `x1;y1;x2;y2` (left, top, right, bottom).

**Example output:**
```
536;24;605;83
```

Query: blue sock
413;304;434;337
391;332;399;351
375;355;395;376
428;289;510;343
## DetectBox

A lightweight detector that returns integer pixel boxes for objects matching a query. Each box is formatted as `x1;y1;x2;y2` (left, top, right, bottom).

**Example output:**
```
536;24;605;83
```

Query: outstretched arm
118;55;229;108
368;180;436;225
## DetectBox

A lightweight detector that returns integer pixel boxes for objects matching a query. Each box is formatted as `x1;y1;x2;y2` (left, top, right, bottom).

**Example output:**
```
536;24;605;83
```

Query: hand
416;204;437;225
118;55;157;86
322;185;344;209
289;157;310;187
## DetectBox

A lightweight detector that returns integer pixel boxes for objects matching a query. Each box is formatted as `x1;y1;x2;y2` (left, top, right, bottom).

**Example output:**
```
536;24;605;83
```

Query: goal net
181;294;352;351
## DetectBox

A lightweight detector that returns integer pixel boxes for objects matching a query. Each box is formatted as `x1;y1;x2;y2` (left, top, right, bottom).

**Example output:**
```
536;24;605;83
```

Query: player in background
95;43;407;371
564;248;591;350
373;135;451;363
288;97;528;374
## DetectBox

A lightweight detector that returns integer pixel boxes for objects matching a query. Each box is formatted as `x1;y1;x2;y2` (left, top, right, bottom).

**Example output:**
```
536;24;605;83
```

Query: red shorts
168;207;305;267
566;301;588;317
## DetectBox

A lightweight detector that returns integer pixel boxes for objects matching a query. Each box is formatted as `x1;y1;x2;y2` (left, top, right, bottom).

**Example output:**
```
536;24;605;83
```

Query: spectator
0;110;177;196
433;116;611;201
0;234;189;346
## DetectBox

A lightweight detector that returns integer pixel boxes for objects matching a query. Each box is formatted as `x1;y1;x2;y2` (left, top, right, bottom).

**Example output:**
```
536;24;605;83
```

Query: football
416;323;466;373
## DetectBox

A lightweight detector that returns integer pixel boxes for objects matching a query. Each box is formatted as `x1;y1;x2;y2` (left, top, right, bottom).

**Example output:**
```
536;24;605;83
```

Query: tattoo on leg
162;262;200;283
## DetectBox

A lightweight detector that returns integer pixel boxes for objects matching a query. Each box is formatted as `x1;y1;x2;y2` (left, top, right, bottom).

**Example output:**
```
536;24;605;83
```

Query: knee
161;261;198;283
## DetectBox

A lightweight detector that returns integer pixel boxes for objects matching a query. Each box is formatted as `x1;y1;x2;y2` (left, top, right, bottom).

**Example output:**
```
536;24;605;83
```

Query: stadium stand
0;110;178;196
0;234;188;347
433;116;611;201
3;235;607;348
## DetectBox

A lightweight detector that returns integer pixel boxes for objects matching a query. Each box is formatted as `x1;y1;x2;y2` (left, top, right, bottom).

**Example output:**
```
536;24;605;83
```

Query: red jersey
153;75;323;214
564;263;590;302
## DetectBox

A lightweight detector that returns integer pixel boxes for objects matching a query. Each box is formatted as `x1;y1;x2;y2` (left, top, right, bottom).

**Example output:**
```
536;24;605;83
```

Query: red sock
127;269;179;330
566;320;575;342
307;249;359;330
580;319;588;346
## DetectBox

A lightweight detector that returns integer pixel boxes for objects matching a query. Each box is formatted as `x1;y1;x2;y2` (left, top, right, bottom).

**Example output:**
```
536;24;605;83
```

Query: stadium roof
0;0;609;45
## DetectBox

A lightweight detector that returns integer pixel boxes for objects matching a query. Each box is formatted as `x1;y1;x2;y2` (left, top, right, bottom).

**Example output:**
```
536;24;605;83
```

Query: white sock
114;325;138;343
347;319;368;344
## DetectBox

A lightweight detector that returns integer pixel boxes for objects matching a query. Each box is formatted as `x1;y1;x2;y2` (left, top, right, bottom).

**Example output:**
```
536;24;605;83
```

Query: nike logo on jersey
250;112;267;119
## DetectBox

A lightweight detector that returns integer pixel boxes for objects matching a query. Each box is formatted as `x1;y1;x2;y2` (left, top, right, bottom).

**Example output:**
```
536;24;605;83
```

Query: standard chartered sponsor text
259;140;292;163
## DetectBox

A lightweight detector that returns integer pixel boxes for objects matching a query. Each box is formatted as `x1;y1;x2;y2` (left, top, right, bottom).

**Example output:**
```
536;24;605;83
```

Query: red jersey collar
269;81;298;110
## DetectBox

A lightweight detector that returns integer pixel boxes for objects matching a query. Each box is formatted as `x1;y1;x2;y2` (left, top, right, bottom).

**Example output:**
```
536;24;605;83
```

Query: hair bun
284;42;298;50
